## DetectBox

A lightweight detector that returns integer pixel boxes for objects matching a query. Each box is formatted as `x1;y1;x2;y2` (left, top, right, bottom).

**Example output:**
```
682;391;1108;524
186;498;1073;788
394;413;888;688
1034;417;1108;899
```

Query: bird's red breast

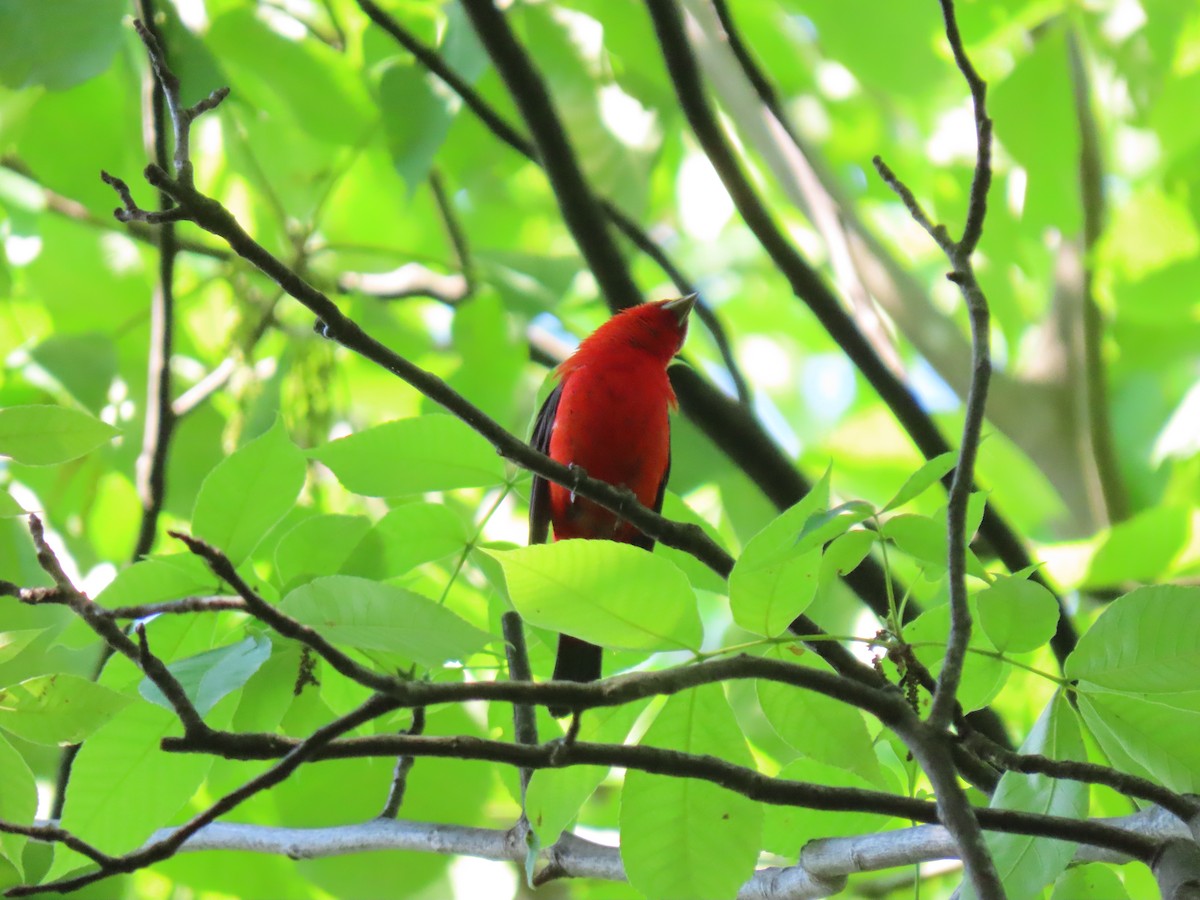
540;296;693;544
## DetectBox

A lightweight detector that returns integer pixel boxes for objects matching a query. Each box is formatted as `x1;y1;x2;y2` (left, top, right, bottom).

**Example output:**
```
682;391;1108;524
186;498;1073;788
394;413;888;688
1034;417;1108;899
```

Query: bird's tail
549;634;602;717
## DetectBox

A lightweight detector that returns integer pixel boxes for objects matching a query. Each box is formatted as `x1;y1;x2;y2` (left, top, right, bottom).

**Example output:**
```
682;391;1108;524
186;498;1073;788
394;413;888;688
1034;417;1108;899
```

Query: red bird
529;295;695;707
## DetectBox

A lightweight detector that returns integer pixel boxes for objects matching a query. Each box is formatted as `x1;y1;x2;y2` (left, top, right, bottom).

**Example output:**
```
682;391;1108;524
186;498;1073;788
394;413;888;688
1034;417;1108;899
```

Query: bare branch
502;611;538;799
107;595;248;619
379;708;426;819
966;732;1200;824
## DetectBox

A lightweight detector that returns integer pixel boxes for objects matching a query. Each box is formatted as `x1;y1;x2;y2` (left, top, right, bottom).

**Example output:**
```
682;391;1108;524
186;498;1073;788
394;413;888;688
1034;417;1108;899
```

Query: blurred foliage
0;0;1198;898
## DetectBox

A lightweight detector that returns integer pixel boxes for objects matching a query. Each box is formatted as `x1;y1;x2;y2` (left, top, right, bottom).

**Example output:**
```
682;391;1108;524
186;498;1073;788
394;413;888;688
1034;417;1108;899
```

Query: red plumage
528;296;695;712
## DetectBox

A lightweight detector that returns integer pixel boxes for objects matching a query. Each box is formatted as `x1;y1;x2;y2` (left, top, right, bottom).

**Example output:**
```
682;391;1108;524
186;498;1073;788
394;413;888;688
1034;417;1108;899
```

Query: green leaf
1083;506;1190;587
0;488;26;518
817;529;877;586
990;26;1081;231
93;553;217;609
881;501;989;579
976;575;1060;652
962;693;1086;900
1051;864;1131;900
0;673;132;745
0;731;36;875
1077;688;1200;793
0;629;43;665
757;650;884;786
46;702;217;879
379;62;456;190
28;333;118;414
275;514;373;587
881;451;956;512
525;701;644;845
763;759;896;857
903;598;1009;712
655;492;730;594
309;415;506;497
793;500;875;555
340;503;468;581
1065;585;1200;692
729;471;830;637
206;8;373;144
192;417;307;565
620;685;762;900
0;404;118;465
279;575;491;668
0;0;125;90
139;636;272;717
487;540;701;652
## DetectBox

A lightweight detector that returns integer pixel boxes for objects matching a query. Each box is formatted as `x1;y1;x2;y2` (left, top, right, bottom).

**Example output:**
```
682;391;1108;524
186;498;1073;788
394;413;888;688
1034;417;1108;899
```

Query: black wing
629;453;670;552
528;382;562;545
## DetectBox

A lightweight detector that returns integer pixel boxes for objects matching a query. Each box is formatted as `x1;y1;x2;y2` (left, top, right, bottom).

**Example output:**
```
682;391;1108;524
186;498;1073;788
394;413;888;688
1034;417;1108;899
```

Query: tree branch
379;707;426;819
1066;26;1128;525
162;726;1157;862
501;611;538;799
16;805;1188;900
129;0;179;562
966;731;1200;824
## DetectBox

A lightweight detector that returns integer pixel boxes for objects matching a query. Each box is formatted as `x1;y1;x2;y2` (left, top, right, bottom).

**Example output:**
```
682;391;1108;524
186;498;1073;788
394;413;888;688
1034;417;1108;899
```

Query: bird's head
564;294;697;372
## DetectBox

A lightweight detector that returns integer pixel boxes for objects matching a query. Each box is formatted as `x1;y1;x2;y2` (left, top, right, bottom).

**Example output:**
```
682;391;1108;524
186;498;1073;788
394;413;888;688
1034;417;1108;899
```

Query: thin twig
501;611;538;799
0;820;116;868
428;168;475;297
379;708;426;819
107;595;248;619
1066;27;1127;525
966;732;1200;824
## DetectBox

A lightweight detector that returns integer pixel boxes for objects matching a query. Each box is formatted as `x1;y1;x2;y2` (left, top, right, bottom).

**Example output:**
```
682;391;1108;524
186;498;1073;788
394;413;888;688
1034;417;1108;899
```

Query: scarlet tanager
528;295;696;712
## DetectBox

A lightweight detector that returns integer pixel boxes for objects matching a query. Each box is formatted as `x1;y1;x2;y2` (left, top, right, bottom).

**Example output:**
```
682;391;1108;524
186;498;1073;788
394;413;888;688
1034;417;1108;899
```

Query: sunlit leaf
621;685;762;900
309;415;507;497
976;575;1060;652
0;405;118;465
729;471;830;637
192;417;307;565
903;598;1009;712
0;0;125;90
0;674;131;746
0;731;36;874
45;703;217;879
1077;689;1200;793
880;451;955;512
488;540;701;652
280;575;491;667
1066;585;1200;692
757;649;884;785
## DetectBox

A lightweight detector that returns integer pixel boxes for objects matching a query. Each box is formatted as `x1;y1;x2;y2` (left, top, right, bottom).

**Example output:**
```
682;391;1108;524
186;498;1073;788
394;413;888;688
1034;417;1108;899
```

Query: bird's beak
662;292;697;327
